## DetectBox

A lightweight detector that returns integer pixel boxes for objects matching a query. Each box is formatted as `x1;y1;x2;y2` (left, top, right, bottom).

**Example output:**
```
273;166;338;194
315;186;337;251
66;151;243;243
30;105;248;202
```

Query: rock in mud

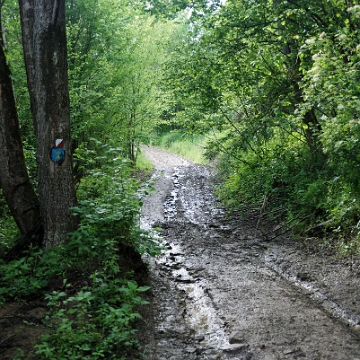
228;331;246;344
221;343;248;352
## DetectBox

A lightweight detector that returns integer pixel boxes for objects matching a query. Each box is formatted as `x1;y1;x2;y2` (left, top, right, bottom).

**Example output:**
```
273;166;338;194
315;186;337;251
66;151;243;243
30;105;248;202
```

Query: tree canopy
163;0;360;239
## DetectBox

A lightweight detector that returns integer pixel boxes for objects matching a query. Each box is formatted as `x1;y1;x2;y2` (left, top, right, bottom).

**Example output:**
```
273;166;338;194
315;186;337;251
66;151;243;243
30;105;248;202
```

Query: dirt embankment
139;145;360;360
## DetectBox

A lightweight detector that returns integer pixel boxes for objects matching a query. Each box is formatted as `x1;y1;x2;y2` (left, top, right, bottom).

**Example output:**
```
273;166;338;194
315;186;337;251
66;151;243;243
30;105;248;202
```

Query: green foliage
162;0;360;245
144;0;221;19
67;0;178;166
2;0;33;141
28;227;151;359
1;1;37;183
74;160;139;240
296;6;360;223
73;141;159;254
0;198;20;254
153;131;209;164
135;152;155;175
35;276;149;359
0;248;47;303
0;145;160;357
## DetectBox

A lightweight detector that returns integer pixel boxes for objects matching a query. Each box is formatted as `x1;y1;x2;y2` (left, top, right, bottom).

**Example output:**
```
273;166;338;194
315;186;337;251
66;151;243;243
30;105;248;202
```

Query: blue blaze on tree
18;0;78;247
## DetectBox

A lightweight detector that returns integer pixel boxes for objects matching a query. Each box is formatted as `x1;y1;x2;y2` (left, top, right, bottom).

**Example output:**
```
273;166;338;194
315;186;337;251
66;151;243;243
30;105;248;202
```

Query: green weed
152;131;209;164
0;143;159;358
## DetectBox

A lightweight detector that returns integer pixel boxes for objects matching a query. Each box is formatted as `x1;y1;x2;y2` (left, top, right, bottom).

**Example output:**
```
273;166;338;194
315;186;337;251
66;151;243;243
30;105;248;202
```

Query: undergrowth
152;131;209;164
214;134;360;254
0;144;160;359
135;152;155;176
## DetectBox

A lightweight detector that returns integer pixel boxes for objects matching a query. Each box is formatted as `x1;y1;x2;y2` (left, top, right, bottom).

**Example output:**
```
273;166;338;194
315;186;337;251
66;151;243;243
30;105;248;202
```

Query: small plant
0;247;48;304
0;143;159;358
0;195;20;255
35;277;149;359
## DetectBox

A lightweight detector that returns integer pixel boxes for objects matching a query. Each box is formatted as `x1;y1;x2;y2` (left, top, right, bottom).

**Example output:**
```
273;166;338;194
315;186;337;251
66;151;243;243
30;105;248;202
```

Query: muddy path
138;146;360;360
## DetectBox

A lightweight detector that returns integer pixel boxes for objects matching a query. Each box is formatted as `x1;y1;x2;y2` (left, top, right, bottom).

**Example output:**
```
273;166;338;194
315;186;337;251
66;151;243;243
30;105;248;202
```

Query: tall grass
152;132;209;164
134;152;155;176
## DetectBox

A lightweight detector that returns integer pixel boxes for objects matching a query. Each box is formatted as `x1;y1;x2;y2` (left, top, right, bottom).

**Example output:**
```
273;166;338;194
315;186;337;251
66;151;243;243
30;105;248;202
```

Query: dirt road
139;146;360;360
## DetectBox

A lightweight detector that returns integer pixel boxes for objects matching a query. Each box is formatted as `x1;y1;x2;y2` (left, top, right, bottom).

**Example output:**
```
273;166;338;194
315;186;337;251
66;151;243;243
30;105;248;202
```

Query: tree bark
0;19;40;235
19;0;77;247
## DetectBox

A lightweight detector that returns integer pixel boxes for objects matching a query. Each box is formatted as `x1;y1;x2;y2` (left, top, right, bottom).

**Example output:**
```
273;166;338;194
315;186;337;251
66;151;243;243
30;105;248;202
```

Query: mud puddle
138;146;360;360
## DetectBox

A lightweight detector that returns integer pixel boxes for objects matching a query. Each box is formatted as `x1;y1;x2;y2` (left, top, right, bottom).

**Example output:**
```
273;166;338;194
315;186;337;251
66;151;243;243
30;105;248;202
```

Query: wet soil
0;300;48;359
138;146;360;360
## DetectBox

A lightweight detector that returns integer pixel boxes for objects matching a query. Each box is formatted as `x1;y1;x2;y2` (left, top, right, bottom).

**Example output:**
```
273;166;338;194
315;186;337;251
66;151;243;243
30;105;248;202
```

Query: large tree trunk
0;15;40;235
19;0;77;247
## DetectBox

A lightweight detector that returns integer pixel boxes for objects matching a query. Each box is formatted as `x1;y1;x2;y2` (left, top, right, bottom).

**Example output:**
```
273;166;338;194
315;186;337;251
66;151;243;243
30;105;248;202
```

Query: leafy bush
215;132;334;228
0;191;21;254
0;143;160;358
35;275;150;359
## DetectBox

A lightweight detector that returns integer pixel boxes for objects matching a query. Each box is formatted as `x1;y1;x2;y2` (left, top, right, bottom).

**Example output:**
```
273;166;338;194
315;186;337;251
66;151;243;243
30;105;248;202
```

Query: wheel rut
138;146;360;360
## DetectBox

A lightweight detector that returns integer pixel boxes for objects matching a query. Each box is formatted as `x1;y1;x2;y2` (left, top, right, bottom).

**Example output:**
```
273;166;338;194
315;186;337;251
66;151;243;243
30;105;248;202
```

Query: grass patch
134;152;155;181
152;132;209;164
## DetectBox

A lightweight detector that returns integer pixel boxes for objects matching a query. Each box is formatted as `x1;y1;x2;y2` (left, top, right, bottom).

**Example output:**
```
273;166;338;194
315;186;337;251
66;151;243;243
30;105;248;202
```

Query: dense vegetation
164;0;360;251
1;0;360;358
0;0;164;358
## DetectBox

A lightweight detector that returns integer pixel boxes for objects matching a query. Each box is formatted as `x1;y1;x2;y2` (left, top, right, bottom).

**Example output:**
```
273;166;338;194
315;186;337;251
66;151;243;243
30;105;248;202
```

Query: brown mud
1;146;360;359
138;146;360;360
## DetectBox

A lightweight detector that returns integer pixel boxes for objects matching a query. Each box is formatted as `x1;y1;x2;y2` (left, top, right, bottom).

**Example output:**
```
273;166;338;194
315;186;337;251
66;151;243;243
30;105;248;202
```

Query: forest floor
137;146;360;360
